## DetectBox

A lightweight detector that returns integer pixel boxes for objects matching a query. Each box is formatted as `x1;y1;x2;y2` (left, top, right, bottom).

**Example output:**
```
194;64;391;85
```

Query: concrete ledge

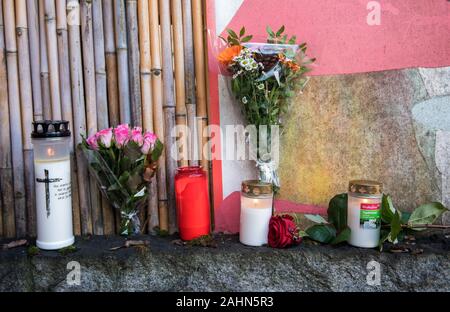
0;234;449;292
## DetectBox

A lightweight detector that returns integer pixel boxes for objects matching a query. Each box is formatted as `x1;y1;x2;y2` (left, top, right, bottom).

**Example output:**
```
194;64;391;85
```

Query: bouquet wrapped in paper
81;124;163;236
217;26;315;191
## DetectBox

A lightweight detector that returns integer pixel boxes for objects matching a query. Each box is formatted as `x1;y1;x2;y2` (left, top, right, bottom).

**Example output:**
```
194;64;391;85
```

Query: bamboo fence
0;0;210;238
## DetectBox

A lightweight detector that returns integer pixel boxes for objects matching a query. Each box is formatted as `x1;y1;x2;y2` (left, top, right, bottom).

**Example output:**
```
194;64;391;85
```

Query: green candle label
360;203;381;229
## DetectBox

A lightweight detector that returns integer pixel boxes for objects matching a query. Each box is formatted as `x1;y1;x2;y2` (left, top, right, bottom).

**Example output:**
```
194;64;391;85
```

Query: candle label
35;159;71;218
360;203;381;229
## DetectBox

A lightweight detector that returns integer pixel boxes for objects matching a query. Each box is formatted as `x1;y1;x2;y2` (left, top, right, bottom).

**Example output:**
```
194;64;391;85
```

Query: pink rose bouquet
82;124;163;235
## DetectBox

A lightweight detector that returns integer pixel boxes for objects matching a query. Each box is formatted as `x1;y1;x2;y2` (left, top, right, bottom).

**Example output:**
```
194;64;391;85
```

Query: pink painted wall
207;0;450;233
215;0;450;76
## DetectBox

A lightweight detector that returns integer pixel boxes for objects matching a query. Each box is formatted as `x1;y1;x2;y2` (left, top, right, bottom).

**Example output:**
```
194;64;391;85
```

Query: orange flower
218;45;243;65
287;61;300;72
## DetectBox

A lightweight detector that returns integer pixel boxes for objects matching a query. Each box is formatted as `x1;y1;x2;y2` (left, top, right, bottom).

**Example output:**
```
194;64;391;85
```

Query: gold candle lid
349;180;383;195
241;180;273;197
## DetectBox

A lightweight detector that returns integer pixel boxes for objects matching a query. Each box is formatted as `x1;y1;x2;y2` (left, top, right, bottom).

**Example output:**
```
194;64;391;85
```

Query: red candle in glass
175;166;211;241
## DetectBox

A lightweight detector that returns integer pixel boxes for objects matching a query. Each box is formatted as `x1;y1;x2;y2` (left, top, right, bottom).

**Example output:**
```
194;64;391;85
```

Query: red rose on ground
268;215;302;248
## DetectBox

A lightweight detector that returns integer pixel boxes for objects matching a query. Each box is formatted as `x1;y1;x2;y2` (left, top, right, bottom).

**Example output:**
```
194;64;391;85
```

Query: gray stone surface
412;96;450;218
419;67;450;97
1;234;449;292
279;69;440;211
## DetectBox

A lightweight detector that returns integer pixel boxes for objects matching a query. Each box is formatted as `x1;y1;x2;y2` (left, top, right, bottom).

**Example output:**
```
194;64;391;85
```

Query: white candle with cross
32;121;74;250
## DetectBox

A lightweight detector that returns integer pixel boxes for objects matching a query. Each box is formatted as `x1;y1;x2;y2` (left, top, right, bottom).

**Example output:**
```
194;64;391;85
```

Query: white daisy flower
242;97;248;104
257;83;265;90
240;59;250;67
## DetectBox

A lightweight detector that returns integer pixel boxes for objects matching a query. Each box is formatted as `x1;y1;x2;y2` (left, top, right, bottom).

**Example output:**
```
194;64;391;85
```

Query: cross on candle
36;169;62;217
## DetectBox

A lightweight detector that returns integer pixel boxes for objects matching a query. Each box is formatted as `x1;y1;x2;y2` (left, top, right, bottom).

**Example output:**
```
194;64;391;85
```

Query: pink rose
141;132;157;155
131;127;144;146
86;134;99;150
114;124;130;148
97;128;113;148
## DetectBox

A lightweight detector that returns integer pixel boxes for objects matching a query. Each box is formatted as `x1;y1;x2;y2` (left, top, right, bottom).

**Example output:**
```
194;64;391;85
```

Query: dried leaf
110;240;150;251
411;248;424;255
2;239;27;250
171;239;185;246
125;240;150;248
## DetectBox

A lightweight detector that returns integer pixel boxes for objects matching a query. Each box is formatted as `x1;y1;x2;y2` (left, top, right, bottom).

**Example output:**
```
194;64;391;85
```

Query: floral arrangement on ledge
81;124;163;236
268;194;449;251
217;26;315;191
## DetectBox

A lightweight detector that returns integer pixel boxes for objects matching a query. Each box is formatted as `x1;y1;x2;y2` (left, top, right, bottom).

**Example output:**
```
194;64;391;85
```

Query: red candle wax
175;166;211;241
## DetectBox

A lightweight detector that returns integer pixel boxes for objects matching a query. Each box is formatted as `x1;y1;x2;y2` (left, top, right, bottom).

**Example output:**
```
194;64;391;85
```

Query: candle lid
349;180;383;195
242;180;273;197
32;120;71;138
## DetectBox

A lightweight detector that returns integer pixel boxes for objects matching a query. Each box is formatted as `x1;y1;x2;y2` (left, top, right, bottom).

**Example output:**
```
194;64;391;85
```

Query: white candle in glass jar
32;121;74;250
239;181;273;246
347;180;383;248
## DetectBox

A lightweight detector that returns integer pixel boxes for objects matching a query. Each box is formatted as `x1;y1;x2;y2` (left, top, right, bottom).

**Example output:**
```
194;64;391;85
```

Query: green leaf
276;25;285;37
401;211;411;224
331;227;351;245
388;210;402;243
239;26;245;37
327;193;348;232
304;214;328;224
306;224;336;244
227;28;238;39
298;230;309;238
381;194;395;224
266;25;275;37
151;140;164;162
119;156;131;172
241;35;253;43
378;230;390;251
229;38;240;46
118;171;130;186
288;35;297;44
408;202;448;230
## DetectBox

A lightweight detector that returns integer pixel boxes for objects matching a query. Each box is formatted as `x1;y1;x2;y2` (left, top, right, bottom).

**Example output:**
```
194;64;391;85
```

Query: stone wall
1;235;449;292
278;67;450;212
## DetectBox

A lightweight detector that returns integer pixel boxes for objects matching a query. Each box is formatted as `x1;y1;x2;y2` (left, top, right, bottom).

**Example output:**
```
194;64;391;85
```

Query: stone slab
0;234;449;292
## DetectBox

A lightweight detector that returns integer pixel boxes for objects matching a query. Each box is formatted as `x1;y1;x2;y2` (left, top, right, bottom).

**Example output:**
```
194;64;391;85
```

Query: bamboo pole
80;0;97;136
0;2;15;237
81;0;102;235
192;0;208;172
172;0;188;167
67;0;92;235
159;0;178;233
114;0;131;230
138;0;158;233
26;0;43;121
15;0;36;236
182;0;198;166
44;0;62;120
39;0;52;119
127;0;147;229
3;0;27;237
56;0;74;134
56;0;81;236
92;0;108;130
92;0;114;235
102;0;120;127
103;0;120;233
114;0;131;124
149;0;169;232
126;0;142;127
